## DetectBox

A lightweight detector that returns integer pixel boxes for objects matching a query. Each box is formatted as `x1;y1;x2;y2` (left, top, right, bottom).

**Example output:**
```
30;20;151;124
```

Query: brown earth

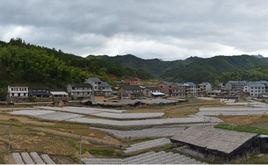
219;115;268;125
127;99;224;118
0;113;122;163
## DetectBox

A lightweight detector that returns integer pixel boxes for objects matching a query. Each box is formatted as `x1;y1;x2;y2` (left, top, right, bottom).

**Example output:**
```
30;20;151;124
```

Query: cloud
0;0;268;60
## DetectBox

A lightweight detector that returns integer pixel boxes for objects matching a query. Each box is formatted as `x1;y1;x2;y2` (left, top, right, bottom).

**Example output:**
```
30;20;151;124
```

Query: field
126;98;224;118
0;98;226;163
0;113;121;163
1;98;267;164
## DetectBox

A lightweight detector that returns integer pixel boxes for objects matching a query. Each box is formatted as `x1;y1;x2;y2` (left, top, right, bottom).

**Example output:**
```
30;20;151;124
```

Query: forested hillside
0;39;151;97
92;54;268;84
1;38;268;99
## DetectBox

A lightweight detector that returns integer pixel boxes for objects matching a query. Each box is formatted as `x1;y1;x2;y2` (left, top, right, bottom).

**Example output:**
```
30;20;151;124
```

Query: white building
225;81;247;92
197;82;212;96
207;90;222;97
85;77;113;96
8;86;29;98
243;82;266;97
184;82;197;97
50;91;69;101
85;77;101;91
67;83;93;99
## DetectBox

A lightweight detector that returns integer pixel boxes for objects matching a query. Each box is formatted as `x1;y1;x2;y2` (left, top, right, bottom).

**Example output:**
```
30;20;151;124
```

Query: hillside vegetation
0;39;150;98
92;54;268;84
1;38;268;99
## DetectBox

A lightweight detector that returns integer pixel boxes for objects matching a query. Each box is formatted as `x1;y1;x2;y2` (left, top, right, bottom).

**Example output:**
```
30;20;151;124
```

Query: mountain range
0;38;268;98
89;54;268;83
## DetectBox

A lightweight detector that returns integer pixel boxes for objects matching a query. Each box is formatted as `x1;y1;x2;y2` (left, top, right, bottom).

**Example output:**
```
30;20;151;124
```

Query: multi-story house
85;77;113;97
225;81;247;93
98;81;113;96
67;83;93;99
158;81;174;96
119;85;145;99
29;87;51;101
243;82;266;97
207;90;222;97
184;82;197;97
159;81;197;97
258;80;268;92
197;82;212;96
8;86;29;99
171;83;186;97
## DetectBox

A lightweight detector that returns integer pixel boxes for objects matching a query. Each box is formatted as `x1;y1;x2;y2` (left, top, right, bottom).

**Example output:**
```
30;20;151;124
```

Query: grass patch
241;154;268;164
126;98;223;118
86;147;123;157
215;123;268;135
237;154;268;164
121;137;155;145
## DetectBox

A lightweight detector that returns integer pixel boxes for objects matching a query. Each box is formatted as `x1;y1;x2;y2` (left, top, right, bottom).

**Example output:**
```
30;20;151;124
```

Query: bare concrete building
67;83;92;99
197;82;212;96
243;82;266;97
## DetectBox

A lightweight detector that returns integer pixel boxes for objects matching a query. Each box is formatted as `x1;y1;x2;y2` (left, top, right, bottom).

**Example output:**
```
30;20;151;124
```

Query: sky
0;0;268;60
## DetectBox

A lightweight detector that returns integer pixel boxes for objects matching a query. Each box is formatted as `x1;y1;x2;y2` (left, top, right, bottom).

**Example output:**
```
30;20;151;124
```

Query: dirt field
0;112;121;163
0;99;234;163
126;98;224;118
219;115;268;125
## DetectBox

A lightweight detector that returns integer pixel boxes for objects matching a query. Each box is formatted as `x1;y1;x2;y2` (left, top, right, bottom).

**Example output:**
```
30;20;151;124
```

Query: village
5;77;268;104
0;77;268;164
2;0;268;164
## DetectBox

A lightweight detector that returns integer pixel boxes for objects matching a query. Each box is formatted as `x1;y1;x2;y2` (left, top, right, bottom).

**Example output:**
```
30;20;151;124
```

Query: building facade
85;77;113;97
29;88;51;101
8;86;29;100
67;83;93;99
158;81;174;96
50;91;69;102
143;86;164;97
184;82;197;97
119;85;145;99
197;82;212;96
225;81;247;92
171;83;186;97
243;82;266;97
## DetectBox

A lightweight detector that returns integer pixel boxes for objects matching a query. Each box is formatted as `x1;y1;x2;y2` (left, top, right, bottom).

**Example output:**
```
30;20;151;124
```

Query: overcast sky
0;0;268;60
